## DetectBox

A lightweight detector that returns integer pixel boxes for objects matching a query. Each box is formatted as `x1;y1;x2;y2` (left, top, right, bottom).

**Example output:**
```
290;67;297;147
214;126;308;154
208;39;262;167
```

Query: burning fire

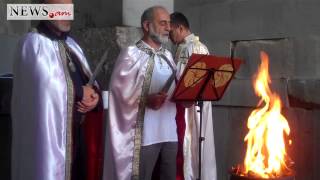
243;51;292;178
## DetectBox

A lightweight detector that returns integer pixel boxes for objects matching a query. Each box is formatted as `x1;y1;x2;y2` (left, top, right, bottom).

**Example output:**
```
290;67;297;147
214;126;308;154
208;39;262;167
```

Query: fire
243;51;292;178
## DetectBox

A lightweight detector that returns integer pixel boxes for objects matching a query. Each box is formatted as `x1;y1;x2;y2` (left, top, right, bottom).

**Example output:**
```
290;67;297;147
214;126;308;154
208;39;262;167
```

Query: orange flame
244;51;291;178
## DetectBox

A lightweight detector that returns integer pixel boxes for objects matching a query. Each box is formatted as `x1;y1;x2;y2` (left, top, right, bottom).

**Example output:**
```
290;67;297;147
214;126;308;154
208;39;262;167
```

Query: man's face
50;20;71;32
169;24;184;44
148;8;171;44
47;0;72;32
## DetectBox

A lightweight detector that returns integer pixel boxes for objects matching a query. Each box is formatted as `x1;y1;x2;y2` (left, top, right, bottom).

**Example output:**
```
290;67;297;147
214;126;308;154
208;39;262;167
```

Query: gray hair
141;6;166;30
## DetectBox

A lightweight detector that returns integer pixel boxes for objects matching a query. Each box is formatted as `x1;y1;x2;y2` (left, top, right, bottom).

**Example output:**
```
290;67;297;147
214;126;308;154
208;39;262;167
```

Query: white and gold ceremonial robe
175;34;217;180
103;41;177;180
11;31;93;180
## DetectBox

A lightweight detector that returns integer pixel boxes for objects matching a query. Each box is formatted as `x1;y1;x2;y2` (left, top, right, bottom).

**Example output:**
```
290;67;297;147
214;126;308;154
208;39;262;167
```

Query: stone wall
122;0;173;27
175;1;320;179
212;39;320;180
72;0;122;29
71;26;143;90
0;0;31;75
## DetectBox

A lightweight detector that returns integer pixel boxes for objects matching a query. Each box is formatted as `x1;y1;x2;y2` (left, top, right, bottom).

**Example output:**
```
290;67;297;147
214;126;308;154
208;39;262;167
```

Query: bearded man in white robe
11;0;104;179
169;12;217;180
104;6;179;180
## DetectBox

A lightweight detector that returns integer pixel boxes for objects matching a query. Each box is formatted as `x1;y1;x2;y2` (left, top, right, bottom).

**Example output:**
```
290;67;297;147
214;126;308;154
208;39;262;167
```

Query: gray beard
149;27;168;44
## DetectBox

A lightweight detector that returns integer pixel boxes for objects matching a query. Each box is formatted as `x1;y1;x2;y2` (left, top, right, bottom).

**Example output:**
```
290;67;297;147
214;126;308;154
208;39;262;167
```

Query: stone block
207;41;231;57
175;5;202;35
212;78;289;108
230;0;287;39
71;26;142;90
233;38;294;79
200;4;233;41
1;0;31;35
233;37;320;79
0;34;20;74
73;0;122;28
287;79;320;109
115;26;143;49
123;0;173;27
291;37;320;79
287;1;320;35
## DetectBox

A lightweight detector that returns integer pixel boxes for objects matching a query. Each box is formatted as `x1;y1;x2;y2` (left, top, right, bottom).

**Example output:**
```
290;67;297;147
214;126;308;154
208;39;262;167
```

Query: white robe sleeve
104;46;149;180
11;33;69;180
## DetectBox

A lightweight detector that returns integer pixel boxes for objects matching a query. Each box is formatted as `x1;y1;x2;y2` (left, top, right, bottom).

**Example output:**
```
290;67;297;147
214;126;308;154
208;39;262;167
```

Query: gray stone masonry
212;78;289;107
0;34;20;75
176;0;320;179
71;26;142;90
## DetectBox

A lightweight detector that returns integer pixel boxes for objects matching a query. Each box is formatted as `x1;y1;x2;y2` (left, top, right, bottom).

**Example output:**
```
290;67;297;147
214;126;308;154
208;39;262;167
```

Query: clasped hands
77;85;99;113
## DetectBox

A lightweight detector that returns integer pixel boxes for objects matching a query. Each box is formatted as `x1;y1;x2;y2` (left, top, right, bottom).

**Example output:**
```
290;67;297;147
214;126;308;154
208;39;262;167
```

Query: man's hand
146;92;167;110
77;85;99;113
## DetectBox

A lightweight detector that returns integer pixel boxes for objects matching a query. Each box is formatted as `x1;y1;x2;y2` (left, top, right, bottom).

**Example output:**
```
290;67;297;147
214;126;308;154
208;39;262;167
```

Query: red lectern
173;53;242;180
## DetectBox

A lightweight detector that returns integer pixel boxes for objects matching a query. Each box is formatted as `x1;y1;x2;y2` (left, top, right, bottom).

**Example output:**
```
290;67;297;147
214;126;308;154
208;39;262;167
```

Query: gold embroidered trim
131;53;155;180
58;41;75;180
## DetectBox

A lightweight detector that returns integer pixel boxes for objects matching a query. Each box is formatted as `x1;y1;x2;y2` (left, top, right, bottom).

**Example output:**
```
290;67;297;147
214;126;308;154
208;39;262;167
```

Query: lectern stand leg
197;101;205;180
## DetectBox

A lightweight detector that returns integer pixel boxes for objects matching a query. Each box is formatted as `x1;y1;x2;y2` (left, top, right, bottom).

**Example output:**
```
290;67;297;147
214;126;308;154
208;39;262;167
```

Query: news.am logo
7;4;74;20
